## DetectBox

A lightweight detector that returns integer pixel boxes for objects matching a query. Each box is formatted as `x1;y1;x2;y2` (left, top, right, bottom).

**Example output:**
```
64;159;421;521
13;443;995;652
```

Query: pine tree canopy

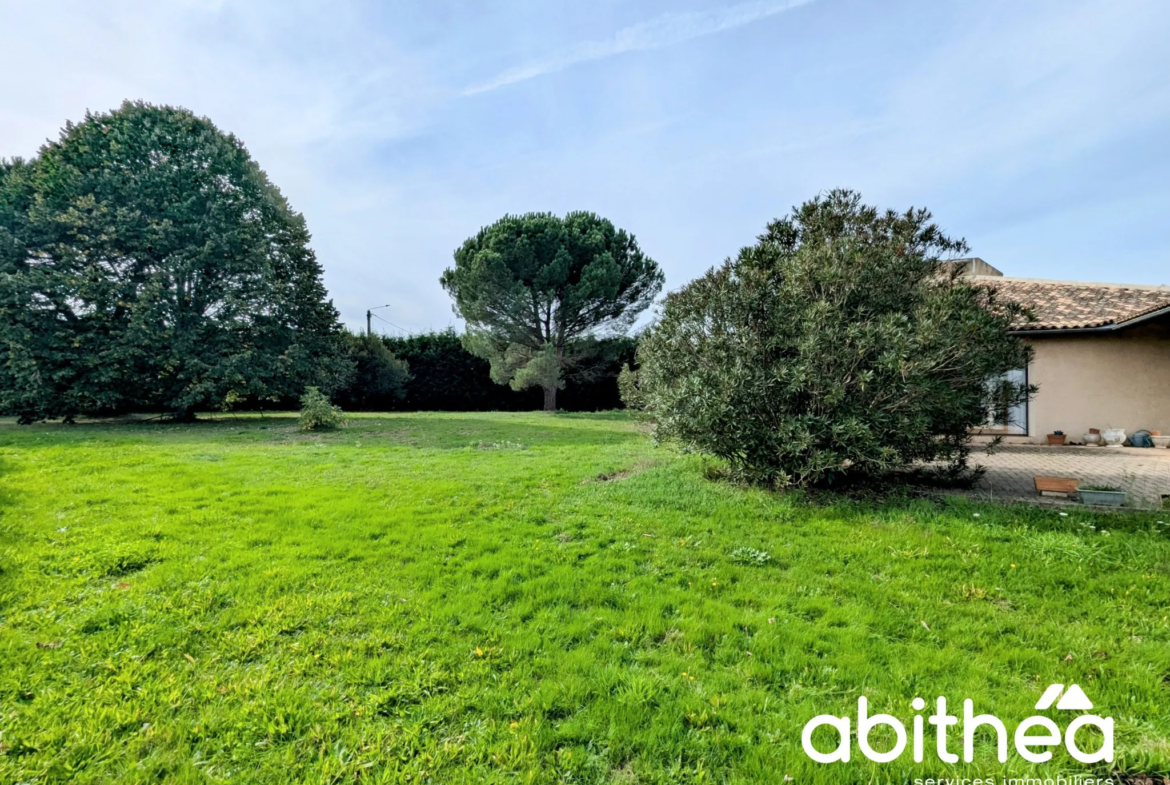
440;211;663;411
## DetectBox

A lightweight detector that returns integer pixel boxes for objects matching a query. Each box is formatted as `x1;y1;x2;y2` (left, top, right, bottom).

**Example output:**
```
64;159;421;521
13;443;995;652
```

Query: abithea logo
801;685;1112;764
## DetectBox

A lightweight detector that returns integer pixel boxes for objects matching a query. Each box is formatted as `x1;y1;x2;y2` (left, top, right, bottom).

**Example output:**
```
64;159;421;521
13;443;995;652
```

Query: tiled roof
971;276;1170;331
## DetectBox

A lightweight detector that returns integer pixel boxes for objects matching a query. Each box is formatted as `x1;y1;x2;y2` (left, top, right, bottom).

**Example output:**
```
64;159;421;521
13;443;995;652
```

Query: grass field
1;411;1168;784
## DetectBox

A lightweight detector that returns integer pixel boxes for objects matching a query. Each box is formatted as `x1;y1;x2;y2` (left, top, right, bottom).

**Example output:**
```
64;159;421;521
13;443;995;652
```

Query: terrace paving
954;443;1170;510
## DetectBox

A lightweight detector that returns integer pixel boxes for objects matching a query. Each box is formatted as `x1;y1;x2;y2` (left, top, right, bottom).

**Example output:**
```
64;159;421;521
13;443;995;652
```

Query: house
959;259;1170;443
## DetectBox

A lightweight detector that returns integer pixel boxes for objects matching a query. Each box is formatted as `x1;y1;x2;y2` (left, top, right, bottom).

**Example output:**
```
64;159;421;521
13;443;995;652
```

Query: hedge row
338;330;634;412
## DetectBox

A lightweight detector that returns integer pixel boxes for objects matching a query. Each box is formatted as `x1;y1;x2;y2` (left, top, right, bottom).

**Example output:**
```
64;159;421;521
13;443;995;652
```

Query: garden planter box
1034;476;1078;497
1079;489;1126;507
1046;434;1066;445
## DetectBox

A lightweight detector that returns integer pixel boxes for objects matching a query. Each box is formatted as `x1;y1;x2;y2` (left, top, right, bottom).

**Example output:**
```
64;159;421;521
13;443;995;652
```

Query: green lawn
1;412;1167;784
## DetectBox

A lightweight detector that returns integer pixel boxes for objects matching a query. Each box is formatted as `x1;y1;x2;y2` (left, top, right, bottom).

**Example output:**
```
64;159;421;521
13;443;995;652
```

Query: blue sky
3;0;1168;334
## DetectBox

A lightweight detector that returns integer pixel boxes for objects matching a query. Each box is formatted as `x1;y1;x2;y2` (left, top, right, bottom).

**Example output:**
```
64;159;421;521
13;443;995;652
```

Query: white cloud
4;0;1168;333
0;0;452;332
0;1;437;158
463;0;818;95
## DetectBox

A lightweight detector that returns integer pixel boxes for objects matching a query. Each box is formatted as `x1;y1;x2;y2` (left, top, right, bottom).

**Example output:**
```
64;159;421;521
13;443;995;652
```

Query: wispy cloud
463;0;818;95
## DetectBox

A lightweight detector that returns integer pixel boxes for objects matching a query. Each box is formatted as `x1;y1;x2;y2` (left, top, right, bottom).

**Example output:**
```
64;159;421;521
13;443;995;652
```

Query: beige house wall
1009;327;1170;443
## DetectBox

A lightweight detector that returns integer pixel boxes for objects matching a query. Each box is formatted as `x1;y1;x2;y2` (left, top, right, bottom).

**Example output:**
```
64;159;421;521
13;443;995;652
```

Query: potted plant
1082;428;1101;446
1079;485;1126;506
1102;428;1127;447
1047;430;1066;445
1151;430;1170;448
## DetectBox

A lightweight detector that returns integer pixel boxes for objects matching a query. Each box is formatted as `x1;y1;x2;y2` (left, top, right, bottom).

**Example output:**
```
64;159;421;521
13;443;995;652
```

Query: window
985;366;1028;435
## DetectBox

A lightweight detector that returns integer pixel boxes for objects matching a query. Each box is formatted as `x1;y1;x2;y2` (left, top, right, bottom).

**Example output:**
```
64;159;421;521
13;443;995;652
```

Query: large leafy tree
440;211;663;411
629;190;1033;487
0;101;348;422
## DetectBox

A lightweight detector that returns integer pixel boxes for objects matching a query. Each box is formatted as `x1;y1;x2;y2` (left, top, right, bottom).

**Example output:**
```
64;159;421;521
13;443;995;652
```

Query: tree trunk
172;406;198;423
543;385;557;412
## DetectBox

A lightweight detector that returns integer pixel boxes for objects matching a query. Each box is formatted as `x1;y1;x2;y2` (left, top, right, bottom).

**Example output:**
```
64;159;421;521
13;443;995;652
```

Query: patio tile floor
951;444;1170;510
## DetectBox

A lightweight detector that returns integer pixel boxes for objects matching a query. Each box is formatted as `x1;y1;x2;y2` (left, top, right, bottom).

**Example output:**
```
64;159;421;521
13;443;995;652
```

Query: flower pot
1047;434;1066;445
1082;433;1101;446
1079;489;1125;506
1102;428;1127;447
1153;435;1170;449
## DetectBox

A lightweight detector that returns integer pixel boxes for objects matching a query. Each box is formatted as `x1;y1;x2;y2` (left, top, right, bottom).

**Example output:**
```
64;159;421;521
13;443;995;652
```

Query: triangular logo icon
1035;684;1064;710
1055;684;1093;711
1035;683;1094;711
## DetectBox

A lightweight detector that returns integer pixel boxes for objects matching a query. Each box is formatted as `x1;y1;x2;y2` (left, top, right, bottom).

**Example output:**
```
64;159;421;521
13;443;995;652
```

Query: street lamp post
366;304;391;337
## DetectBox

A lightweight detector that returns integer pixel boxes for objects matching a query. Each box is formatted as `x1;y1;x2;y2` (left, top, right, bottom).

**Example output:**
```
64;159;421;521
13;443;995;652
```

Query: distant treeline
334;330;636;413
1;102;642;421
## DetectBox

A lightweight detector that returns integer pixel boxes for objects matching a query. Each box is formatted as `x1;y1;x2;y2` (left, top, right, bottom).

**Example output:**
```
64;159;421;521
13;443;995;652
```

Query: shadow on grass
296;414;643;449
0;411;644;450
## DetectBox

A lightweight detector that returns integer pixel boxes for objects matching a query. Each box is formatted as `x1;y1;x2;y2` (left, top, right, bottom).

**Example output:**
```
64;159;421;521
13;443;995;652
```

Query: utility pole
366;304;391;337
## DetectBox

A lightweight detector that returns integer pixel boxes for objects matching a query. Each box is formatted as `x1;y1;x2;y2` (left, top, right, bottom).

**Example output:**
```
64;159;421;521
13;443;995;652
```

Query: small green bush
298;387;347;431
729;546;771;566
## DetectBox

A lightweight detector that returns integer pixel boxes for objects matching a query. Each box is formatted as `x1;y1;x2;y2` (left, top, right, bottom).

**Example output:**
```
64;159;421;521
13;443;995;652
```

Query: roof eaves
1010;303;1170;336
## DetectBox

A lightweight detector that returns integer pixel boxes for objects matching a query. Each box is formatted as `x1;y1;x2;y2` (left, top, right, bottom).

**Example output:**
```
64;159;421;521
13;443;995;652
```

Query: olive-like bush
629;190;1033;487
298;387;347;432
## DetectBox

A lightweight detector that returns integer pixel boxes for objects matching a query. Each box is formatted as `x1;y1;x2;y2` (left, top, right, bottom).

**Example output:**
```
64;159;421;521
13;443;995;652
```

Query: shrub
333;332;410;411
298;387;347;431
632;190;1033;487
